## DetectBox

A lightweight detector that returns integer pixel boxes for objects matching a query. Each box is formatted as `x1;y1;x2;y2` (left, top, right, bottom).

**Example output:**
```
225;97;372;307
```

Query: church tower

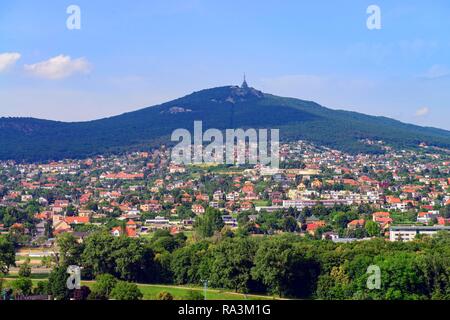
241;74;249;90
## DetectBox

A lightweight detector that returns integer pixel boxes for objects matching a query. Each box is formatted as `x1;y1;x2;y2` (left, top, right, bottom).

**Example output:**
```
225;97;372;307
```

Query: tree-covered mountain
1;84;450;162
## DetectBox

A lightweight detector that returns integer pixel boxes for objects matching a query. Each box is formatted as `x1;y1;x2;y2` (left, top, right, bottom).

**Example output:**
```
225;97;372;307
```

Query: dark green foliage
0;235;15;274
156;291;174;300
209;238;259;293
81;232;160;282
2;86;450;161
18;259;32;278
10;277;33;296
46;229;450;300
252;235;320;298
194;207;225;238
56;233;84;267
48;266;71;300
150;229;186;253
170;241;210;285
33;281;49;295
109;281;143;300
186;290;204;300
88;274;118;300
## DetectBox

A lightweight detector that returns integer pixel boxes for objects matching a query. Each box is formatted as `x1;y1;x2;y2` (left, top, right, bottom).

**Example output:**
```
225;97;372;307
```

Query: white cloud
24;55;91;79
415;107;430;117
421;65;450;79
0;52;21;72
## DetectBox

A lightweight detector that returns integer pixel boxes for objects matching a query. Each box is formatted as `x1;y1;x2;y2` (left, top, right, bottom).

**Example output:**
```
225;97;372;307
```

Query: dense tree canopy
110;281;143;300
0;235;15;274
40;229;450;300
194;208;224;238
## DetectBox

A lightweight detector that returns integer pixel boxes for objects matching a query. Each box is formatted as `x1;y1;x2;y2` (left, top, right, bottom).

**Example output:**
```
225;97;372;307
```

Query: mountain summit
1;85;450;161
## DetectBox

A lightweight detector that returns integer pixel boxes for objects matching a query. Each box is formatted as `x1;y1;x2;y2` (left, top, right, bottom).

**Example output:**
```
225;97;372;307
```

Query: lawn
2;274;48;287
3;273;49;280
253;200;270;207
119;284;274;300
1;275;276;300
391;212;419;224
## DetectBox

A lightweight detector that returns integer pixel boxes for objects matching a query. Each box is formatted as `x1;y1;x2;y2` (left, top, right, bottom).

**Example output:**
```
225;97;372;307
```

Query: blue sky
1;0;450;129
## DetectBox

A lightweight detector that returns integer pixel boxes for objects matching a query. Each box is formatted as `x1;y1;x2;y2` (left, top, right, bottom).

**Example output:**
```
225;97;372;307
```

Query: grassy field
89;283;275;300
391;212;419;224
1;274;276;300
4;274;49;280
2;274;48;287
253;200;270;207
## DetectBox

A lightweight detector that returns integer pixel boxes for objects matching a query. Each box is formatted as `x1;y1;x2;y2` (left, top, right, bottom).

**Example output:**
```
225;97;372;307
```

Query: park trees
194;207;224;238
440;205;450;218
56;232;84;266
48;266;71;300
81;232;159;282
29;229;450;300
149;229;186;253
33;281;49;296
209;237;258;293
171;241;210;285
331;211;358;230
316;265;352;300
251;236;319;298
366;252;425;300
81;231;116;277
0;235;15;274
18;258;32;278
282;216;299;233
365;220;381;237
110;281;143;300
11;277;33;296
89;274;118;300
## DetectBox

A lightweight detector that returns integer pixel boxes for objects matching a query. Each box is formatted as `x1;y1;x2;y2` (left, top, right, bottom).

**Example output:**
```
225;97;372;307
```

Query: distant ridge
1;83;450;161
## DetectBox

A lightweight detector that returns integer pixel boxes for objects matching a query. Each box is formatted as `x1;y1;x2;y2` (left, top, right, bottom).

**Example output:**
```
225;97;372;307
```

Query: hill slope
1;85;450;161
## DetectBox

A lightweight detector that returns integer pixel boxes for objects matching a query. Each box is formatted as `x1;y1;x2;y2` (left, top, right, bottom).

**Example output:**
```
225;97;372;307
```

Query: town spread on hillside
1;140;450;300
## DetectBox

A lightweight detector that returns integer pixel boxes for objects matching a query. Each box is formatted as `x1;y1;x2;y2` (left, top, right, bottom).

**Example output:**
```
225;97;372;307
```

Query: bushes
156;291;174;300
89;274;117;300
110;281;143;300
87;274;142;300
10;277;33;296
186;290;204;300
80;232;162;283
209;238;258;293
48;229;450;300
48;266;70;300
18;259;32;278
33;281;49;295
251;236;320;298
0;235;15;274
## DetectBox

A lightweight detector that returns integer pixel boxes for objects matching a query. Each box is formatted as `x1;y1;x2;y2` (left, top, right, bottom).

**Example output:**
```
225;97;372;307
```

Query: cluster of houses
0;140;449;245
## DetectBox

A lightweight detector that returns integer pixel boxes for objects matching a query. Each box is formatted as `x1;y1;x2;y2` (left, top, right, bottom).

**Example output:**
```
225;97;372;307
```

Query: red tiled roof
386;196;401;204
348;219;365;227
64;216;90;224
373;212;390;218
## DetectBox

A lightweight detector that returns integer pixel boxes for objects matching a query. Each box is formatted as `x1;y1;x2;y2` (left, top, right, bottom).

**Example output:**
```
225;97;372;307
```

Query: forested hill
1;85;450;161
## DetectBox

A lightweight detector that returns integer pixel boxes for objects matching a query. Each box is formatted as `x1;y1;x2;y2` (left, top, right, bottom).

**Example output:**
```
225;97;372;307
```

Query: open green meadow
1;274;275;300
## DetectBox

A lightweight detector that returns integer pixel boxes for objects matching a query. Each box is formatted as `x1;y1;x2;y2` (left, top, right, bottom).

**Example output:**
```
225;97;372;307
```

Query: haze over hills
1;81;450;162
